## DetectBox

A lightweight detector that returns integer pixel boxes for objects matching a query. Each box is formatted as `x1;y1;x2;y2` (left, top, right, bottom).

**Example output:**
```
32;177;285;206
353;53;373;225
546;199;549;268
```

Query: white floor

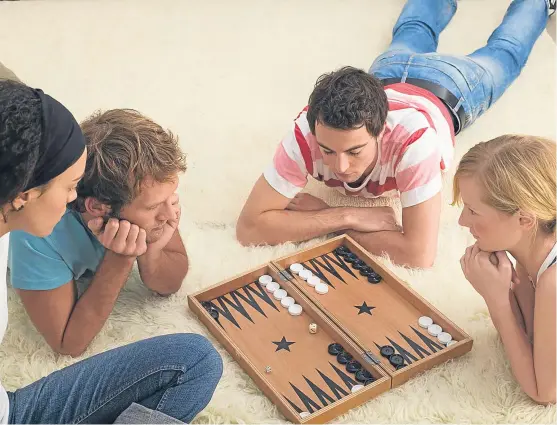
0;0;555;423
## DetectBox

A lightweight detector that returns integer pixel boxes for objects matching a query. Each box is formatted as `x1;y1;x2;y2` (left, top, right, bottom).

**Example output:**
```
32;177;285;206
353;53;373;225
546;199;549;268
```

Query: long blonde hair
452;135;556;234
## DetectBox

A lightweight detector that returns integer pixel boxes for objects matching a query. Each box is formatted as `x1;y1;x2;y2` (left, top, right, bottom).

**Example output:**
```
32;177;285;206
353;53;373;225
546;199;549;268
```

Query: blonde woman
455;135;556;404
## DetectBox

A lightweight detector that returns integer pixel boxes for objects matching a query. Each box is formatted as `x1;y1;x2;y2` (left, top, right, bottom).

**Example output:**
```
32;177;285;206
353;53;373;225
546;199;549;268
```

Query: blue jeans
7;334;223;424
369;0;550;132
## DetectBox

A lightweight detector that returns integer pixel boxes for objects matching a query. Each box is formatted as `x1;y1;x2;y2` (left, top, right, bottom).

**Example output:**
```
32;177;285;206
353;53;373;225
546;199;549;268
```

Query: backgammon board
188;235;473;423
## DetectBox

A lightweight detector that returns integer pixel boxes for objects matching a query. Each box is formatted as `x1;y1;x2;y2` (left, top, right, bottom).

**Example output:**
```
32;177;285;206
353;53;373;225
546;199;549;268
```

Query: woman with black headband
0;79;221;423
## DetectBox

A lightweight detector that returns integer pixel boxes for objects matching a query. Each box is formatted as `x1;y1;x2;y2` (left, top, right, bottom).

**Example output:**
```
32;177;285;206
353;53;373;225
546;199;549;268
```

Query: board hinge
362;351;381;365
277;269;294;281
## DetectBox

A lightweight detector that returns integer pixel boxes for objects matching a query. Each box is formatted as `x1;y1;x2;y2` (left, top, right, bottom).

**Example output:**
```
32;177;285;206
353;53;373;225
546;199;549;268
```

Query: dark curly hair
0;80;42;207
306;66;388;138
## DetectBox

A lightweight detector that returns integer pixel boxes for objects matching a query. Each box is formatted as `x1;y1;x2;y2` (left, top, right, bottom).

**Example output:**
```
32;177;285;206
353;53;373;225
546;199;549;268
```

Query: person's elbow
529;389;556;405
403;243;437;269
53;341;88;358
407;252;436;269
236;213;267;247
155;279;183;297
530;394;555;406
236;218;252;247
64;347;87;358
155;269;187;296
156;252;189;296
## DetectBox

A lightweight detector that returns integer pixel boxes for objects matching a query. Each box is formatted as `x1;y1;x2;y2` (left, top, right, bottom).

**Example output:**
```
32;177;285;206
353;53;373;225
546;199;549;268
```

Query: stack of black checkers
202;301;220;320
334;245;382;284
328;343;375;387
379;345;406;369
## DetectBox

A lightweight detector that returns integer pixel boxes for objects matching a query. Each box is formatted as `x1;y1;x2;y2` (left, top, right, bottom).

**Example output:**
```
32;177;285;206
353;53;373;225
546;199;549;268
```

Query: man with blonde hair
9;109;189;356
2;60;221;424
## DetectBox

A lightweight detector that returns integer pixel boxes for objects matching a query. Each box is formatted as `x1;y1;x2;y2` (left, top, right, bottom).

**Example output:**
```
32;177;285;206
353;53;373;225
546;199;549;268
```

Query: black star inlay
273;336;296;352
354;302;375;315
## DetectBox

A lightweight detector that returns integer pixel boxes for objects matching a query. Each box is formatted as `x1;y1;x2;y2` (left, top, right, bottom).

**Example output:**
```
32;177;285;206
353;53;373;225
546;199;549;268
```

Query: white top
535;241;557;285
0;234;10;424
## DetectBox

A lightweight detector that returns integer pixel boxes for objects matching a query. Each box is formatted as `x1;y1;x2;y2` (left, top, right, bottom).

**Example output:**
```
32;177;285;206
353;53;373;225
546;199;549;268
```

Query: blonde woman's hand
460;243;516;308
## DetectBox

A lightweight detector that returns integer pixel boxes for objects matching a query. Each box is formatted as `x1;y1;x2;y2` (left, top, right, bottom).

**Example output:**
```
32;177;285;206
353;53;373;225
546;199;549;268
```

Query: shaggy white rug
0;0;555;423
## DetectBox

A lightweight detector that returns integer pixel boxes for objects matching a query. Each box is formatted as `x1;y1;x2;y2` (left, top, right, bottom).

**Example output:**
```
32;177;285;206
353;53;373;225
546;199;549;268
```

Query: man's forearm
346;229;432;268
137;249;188;295
60;251;135;356
238;207;356;246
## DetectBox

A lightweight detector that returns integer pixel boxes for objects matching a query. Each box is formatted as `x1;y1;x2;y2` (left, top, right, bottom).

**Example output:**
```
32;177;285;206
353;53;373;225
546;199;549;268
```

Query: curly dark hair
0;80;42;206
306;66;388;138
71;109;187;216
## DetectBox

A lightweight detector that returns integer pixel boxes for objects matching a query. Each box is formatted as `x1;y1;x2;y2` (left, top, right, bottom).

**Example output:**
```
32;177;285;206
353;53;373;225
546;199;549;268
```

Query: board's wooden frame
188;235;473;422
188;262;391;424
273;235;474;387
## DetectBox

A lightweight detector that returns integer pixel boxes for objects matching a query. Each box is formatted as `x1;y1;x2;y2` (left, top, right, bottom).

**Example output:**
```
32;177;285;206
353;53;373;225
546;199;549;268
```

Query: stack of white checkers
258;275;303;316
289;263;329;295
418;316;455;346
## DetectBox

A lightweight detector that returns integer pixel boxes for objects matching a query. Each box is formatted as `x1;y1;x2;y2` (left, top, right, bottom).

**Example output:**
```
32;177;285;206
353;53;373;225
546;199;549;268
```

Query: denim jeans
370;0;550;131
7;334;223;424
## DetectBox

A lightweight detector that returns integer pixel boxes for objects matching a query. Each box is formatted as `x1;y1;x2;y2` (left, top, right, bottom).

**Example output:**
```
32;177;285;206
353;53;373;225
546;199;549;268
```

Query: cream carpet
0;0;556;423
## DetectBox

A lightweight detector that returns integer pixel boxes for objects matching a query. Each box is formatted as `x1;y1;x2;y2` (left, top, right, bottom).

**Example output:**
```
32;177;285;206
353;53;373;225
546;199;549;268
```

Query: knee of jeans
191;334;222;374
162;334;222;375
489;38;529;71
204;345;223;384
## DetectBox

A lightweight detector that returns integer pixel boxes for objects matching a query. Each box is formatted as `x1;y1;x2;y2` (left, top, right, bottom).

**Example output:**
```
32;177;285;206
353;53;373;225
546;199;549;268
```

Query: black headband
24;89;86;191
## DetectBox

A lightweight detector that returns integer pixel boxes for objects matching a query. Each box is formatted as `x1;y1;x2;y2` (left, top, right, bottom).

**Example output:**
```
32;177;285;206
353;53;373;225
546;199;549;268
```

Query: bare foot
286;193;329;211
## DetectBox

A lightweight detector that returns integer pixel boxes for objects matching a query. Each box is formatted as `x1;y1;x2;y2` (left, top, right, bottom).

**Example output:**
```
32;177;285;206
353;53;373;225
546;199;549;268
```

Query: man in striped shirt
236;0;554;267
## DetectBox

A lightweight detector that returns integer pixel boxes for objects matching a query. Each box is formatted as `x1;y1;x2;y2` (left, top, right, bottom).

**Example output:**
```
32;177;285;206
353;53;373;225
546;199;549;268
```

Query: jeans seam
154;370;181;413
373;60;484;93
156;386;171;413
75;364;186;424
154;348;221;416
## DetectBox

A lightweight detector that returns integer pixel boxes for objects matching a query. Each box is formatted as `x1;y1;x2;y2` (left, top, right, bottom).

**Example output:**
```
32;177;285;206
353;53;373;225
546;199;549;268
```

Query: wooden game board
188;235;473;423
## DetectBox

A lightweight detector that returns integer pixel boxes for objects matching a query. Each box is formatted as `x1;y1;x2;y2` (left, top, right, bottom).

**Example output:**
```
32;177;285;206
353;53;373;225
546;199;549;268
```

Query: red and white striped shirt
264;83;455;208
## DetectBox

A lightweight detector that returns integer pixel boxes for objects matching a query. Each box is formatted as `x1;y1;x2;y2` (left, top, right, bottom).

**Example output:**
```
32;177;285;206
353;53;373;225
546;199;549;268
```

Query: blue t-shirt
9;209;106;290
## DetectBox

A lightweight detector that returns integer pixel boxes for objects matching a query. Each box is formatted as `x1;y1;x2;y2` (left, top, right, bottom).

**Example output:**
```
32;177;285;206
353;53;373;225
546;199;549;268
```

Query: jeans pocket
423;54;486;92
